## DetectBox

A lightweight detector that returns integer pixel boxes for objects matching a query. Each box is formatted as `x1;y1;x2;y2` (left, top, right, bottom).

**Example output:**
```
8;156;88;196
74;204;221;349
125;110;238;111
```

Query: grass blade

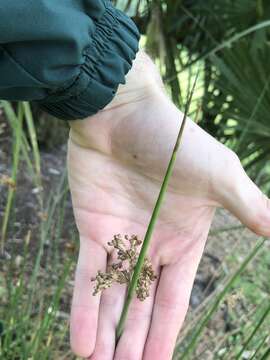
174;237;266;359
22;102;44;210
235;303;270;360
259;347;270;360
1;104;23;253
249;334;269;360
22;102;41;178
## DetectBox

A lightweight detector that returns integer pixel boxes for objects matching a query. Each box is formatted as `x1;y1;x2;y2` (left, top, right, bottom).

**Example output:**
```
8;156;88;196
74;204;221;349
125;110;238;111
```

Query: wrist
69;50;165;152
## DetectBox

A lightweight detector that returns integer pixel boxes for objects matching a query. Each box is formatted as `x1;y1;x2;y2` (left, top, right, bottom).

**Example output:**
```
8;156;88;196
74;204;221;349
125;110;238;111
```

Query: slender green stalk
259;347;270;360
116;72;199;340
25;171;68;318
174;238;266;359
22;102;43;209
249;334;269;360
2;101;40;186
22;102;41;178
209;224;244;236
26;259;72;357
1;104;23;253
235;303;270;360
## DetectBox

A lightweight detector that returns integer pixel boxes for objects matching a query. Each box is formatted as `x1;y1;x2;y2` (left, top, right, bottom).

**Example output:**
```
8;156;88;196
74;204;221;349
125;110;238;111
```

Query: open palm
67;52;270;360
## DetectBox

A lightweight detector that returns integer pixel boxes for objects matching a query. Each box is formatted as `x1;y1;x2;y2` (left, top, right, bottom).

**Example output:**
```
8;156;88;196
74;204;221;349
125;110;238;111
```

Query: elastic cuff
36;1;140;120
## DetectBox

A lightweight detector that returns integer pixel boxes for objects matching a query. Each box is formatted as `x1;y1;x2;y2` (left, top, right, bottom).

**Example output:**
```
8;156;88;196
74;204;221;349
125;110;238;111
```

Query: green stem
1;104;23;253
249;334;269;360
175;238;266;359
259;347;270;360
116;72;199;341
22;102;43;210
236;303;270;360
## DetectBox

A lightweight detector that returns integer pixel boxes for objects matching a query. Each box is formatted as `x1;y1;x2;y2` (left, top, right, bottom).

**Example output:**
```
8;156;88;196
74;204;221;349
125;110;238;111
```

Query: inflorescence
91;234;157;301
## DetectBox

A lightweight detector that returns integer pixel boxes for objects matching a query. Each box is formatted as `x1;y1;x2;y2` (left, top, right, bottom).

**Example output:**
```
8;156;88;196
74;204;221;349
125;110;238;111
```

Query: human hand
67;51;270;359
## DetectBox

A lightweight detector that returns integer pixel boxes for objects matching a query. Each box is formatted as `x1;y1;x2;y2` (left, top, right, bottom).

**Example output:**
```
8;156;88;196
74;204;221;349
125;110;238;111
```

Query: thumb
221;158;270;237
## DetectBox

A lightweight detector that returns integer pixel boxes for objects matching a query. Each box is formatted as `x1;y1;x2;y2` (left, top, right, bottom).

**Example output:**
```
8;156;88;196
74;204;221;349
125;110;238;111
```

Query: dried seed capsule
91;234;157;301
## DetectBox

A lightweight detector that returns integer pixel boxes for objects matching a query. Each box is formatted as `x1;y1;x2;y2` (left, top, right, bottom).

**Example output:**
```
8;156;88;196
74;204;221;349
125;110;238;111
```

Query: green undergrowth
0;96;269;359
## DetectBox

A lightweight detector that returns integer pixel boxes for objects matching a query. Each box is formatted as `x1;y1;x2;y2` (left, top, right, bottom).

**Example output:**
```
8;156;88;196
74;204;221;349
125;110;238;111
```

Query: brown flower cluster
91;234;157;301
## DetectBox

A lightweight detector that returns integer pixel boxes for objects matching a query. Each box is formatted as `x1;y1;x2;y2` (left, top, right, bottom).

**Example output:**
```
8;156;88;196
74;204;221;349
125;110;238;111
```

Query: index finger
70;238;107;358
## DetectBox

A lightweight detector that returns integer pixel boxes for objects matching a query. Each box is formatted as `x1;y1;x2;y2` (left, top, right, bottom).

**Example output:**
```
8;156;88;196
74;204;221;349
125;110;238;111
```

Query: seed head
91;234;157;301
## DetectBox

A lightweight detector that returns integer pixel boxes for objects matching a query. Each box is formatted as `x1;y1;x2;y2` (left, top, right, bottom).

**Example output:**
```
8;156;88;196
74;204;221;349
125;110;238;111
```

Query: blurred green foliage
114;0;270;193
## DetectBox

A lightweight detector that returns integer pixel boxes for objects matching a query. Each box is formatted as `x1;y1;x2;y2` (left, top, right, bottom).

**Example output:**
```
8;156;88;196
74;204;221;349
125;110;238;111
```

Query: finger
70;238;107;358
90;254;127;360
143;238;207;360
89;283;125;360
114;265;160;360
222;158;270;237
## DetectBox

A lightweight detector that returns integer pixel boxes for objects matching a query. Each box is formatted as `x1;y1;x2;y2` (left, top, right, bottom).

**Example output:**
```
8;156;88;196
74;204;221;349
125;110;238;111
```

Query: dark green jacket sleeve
0;0;140;120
